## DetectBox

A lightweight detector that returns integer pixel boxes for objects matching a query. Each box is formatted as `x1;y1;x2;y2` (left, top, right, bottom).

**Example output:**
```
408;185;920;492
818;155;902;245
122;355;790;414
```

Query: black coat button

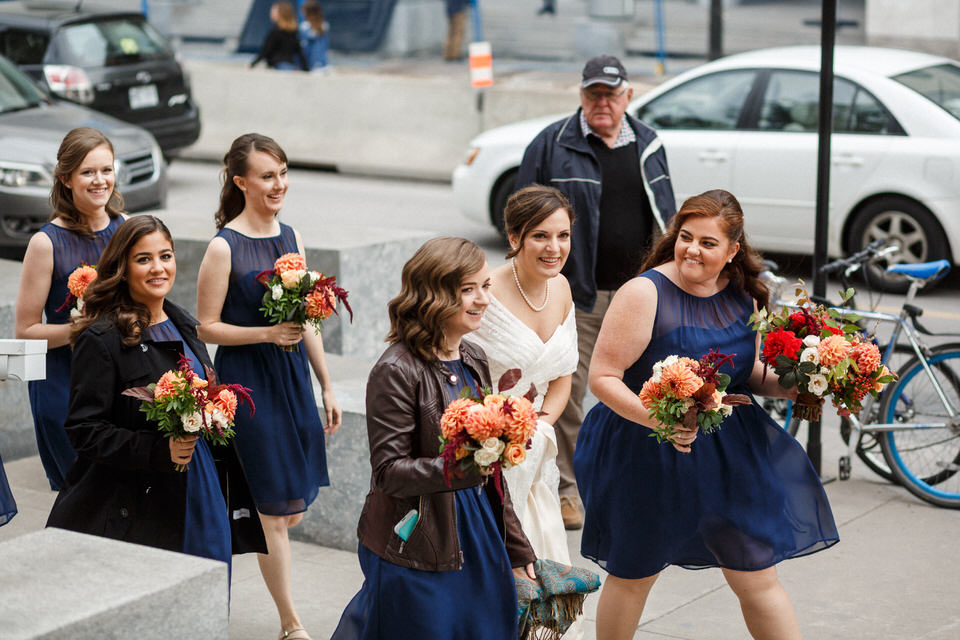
119;507;129;518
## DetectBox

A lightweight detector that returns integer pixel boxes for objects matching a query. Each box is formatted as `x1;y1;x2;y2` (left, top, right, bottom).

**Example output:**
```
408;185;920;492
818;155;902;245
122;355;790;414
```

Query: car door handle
832;154;864;167
697;150;729;163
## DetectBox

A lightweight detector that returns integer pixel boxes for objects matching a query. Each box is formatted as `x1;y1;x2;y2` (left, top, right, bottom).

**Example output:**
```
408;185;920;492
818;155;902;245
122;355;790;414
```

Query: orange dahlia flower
274;252;306;274
852;342;881;374
661;361;703;398
818;334;852;368
154;370;182;399
214;389;238;421
305;287;336;320
67;265;97;299
440;398;475;439
463;403;501;441
501;396;537;443
638;379;664;409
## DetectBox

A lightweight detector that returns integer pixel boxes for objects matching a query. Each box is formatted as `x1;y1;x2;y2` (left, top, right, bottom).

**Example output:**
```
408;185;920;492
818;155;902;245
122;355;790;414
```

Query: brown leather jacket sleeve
366;359;482;498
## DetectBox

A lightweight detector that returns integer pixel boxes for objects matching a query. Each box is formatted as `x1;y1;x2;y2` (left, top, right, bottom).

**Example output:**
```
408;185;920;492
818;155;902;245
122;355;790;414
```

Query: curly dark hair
71;216;174;347
641;189;769;309
386;237;486;362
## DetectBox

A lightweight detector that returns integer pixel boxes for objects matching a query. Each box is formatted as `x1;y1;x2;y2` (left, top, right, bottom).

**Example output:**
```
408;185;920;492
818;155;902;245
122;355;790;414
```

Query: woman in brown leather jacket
332;237;537;639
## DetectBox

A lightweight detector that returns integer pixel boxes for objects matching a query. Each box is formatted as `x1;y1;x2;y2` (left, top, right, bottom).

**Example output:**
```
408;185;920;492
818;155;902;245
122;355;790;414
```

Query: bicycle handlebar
819;240;898;276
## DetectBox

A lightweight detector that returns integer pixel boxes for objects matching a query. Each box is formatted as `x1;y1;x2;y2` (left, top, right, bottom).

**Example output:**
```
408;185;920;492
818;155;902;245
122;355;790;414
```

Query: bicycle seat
885;259;950;280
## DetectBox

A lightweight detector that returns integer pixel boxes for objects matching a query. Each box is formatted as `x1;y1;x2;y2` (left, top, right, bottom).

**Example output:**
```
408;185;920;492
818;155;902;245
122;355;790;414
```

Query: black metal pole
808;0;837;478
708;0;723;60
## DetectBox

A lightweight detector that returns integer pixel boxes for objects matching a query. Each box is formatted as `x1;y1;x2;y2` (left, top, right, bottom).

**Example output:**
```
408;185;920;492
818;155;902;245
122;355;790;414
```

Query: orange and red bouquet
438;368;538;499
56;263;98;317
638;350;751;444
122;355;255;470
255;252;352;351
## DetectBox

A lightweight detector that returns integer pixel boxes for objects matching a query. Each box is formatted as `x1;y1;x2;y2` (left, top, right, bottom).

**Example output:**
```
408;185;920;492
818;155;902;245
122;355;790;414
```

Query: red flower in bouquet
438;368;539;499
762;328;804;362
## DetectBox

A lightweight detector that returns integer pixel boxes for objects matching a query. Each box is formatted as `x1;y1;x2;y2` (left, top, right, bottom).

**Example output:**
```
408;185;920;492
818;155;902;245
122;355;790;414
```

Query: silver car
0;53;166;251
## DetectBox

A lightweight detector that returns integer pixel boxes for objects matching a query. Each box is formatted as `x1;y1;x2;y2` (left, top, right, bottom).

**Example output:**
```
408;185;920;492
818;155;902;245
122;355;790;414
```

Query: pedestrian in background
574;190;838;639
46;215;265;570
299;1;330;72
15;127;126;491
196;133;341;640
444;0;468;61
515;55;676;529
250;1;308;71
331;237;535;639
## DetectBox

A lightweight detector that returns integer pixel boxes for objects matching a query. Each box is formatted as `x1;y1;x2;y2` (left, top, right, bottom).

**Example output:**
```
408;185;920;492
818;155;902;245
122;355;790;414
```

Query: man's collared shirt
580;110;636;149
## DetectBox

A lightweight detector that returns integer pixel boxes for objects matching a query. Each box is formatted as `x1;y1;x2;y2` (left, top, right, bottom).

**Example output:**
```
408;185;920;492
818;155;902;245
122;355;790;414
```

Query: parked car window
0;55;44;112
0;29;48;65
635;70;755;130
893;63;960;121
53;17;170;67
757;70;891;134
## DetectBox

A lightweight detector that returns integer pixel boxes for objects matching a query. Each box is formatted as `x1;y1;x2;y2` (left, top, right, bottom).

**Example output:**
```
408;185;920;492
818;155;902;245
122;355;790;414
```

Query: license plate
129;84;159;109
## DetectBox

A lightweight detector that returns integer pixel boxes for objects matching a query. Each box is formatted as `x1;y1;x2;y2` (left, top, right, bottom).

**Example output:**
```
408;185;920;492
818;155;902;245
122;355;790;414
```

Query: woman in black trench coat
47;215;266;562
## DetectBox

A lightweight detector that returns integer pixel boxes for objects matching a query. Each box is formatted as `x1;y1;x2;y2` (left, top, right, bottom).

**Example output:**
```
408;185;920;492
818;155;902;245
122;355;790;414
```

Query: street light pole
809;0;838;478
708;0;723;60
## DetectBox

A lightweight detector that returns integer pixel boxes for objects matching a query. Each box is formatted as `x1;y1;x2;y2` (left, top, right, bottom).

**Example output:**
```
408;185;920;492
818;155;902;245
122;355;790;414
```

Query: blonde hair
273;1;298;31
387;237;486;362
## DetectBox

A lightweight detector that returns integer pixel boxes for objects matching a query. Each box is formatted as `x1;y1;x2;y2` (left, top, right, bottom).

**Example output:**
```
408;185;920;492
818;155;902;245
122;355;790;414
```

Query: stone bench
0;528;227;639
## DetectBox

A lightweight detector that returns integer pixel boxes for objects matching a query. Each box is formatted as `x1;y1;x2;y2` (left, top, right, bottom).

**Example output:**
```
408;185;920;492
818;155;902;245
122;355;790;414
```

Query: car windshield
54;17;170;67
0;55;44;113
893;63;960;121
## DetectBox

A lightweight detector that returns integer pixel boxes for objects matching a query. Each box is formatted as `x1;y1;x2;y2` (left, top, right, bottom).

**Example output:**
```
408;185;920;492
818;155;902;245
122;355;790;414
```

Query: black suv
0;2;200;158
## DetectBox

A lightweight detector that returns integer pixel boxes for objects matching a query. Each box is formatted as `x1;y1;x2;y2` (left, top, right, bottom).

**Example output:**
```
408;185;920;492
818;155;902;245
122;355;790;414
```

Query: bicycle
764;245;960;508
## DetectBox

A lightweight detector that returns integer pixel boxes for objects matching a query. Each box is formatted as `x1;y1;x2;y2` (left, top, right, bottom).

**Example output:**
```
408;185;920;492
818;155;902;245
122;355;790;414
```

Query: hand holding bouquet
122;355;255;470
638;351;751;446
438;369;538;499
256;252;352;351
56;263;97;317
749;284;896;420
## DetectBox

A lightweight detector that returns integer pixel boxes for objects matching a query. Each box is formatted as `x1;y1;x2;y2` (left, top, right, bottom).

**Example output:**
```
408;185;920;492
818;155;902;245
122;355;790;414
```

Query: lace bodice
469;295;578;410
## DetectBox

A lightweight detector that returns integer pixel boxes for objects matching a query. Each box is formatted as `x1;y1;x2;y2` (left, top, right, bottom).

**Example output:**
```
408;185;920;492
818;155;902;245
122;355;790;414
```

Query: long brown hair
641;189;769;309
50;127;125;237
71;216;174;347
273;1;298;31
215;133;288;230
387;237;486;362
303;0;326;35
503;184;574;260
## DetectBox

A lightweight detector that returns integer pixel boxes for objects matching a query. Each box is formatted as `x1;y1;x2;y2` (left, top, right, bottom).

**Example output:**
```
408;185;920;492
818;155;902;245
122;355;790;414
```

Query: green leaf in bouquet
798;361;818;374
843;314;862;323
840;287;855;302
780;370;798;388
715;372;731;390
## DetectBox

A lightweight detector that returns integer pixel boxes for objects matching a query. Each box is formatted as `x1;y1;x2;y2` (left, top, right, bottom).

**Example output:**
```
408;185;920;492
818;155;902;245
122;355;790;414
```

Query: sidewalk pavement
3;394;958;639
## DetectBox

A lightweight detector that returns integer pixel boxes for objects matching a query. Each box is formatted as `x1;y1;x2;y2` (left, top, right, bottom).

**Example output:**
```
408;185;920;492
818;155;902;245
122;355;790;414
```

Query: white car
452;46;960;291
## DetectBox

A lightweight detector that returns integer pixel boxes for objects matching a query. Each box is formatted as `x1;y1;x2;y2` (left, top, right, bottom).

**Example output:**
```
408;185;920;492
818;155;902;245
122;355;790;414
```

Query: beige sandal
278;628;311;640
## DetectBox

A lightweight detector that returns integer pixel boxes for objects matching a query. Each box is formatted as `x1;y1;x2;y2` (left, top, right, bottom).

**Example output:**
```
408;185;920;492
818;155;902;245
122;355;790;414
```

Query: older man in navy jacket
516;55;676;529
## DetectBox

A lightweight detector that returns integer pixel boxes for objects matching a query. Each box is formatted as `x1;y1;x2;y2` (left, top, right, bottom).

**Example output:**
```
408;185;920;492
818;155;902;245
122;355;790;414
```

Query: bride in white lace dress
470;185;578;568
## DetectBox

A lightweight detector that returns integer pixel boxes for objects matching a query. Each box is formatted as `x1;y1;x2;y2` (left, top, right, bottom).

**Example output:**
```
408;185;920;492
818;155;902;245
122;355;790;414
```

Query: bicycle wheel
879;344;960;508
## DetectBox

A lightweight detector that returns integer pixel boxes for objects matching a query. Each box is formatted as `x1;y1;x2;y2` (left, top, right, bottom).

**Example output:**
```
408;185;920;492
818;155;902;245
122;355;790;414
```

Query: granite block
0;528;228;639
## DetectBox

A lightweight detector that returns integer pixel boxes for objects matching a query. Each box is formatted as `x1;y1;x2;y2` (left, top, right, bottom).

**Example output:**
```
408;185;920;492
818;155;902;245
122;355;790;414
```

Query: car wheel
490;170;517;235
847;197;949;294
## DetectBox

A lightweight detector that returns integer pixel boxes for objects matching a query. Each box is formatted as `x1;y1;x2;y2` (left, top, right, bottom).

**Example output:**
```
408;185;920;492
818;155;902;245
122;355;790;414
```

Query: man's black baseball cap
581;55;628;89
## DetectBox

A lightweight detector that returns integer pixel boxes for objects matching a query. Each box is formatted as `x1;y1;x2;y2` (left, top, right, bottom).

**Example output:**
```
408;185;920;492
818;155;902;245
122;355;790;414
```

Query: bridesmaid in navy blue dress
574;190;838;640
15;128;124;490
196;133;340;640
331;237;535;640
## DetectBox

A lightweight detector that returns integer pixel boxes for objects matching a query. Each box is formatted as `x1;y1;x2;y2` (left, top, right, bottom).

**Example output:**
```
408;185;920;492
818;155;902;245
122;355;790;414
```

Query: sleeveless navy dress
574;270;839;579
213;224;329;516
0;453;16;527
29;217;123;490
331;360;518;640
147;320;232;568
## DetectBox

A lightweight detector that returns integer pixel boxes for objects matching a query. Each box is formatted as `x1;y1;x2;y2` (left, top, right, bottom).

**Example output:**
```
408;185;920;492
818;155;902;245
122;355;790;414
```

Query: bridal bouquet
639;351;751;444
255;253;352;351
56;263;97;317
749;284;895;420
438;369;538;498
122;355;255;470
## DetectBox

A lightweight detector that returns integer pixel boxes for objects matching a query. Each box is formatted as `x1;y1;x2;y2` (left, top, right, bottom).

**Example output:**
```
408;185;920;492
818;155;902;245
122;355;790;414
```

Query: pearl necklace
512;258;549;312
